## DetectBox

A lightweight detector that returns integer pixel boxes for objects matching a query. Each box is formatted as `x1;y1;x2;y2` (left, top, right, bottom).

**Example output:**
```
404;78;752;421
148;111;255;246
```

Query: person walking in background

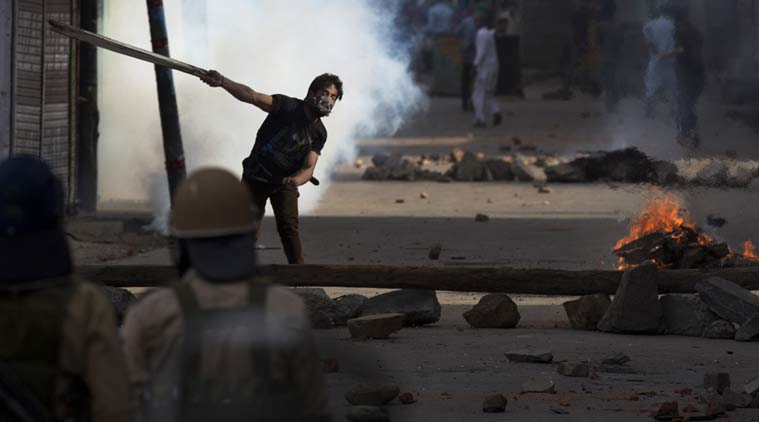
642;1;677;118
472;13;501;127
457;6;476;111
597;0;624;112
672;6;705;148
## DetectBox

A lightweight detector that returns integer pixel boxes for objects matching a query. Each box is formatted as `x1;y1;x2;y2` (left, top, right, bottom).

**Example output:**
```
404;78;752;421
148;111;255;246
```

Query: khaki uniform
0;278;138;422
122;270;330;420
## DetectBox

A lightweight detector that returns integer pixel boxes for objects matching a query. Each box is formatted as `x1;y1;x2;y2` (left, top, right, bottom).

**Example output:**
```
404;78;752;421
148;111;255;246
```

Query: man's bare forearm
220;77;256;104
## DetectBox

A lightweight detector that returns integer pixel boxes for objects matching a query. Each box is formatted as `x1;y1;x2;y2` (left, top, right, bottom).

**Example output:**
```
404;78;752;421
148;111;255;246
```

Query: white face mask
309;95;335;117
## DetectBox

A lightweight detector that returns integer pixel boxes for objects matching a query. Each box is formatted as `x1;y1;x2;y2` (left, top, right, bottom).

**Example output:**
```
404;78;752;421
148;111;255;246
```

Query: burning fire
614;192;758;269
743;240;758;260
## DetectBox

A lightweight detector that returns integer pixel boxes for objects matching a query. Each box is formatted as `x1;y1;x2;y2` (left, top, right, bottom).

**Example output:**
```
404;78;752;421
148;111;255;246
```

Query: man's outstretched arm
200;70;275;113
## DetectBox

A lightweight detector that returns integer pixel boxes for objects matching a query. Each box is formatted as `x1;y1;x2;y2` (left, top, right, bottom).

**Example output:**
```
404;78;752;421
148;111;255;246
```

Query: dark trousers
243;178;304;264
461;62;474;110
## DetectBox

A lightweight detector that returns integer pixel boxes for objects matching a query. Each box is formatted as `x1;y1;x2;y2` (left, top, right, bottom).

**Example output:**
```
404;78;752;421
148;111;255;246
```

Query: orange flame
614;193;695;251
742;241;759;261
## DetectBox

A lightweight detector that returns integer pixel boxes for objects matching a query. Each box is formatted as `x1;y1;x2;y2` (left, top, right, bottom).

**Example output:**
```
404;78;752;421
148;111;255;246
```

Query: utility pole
146;0;186;202
76;0;99;212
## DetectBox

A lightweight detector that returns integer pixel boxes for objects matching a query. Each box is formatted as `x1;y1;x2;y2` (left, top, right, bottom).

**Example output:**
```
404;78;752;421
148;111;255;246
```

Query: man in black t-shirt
200;71;343;264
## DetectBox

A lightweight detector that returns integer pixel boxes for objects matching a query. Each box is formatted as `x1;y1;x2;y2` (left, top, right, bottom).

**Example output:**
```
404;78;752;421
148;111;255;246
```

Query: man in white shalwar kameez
472;15;501;127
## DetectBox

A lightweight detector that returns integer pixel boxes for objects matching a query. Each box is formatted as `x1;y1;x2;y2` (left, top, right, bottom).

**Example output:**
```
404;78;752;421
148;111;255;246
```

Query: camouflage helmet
170;168;257;239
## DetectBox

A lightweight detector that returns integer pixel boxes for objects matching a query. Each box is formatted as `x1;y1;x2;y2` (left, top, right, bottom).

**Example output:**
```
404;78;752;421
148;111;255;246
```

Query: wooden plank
76;264;759;295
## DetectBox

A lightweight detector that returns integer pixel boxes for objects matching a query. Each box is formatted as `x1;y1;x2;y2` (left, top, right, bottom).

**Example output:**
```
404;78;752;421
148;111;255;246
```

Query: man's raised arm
200;70;275;113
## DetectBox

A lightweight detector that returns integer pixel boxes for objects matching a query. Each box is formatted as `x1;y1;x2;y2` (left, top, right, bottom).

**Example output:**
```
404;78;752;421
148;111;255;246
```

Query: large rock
294;288;339;329
659;294;720;337
702;320;737;339
485;159;514;181
563;294;611;330
345;383;400;406
388;159;417;181
597;262;662;333
454;152;487;181
359;289;441;326
345;406;389;422
504;349;553;364
101;286;136;326
482;394;508;412
696;277;759;324
696;161;729;186
735;315;759;342
463;294;520;328
545;162;586;183
347;314;404;340
334;294;368;325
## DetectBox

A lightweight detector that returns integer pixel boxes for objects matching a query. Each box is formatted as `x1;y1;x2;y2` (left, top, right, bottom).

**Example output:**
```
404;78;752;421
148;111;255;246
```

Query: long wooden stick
48;20;208;78
77;265;759;295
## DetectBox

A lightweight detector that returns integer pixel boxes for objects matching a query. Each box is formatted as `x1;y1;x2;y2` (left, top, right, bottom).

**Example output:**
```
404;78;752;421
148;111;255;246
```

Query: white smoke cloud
98;0;423;222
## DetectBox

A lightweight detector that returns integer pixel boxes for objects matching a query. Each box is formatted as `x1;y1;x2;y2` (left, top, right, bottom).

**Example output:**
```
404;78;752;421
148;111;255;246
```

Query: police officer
0;156;137;422
122;168;331;422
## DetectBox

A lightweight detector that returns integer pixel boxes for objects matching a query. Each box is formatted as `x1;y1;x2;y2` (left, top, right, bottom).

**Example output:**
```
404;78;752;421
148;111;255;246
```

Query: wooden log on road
78;264;759;295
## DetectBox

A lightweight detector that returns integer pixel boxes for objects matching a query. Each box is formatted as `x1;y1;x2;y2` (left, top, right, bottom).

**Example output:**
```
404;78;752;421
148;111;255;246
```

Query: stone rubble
347;314;404;340
463;294;520;328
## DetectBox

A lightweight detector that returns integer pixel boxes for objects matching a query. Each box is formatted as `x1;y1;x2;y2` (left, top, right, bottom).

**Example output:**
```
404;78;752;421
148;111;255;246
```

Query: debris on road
428;244;442;260
482;394;508;413
505;349;554;364
345;383;400;406
475;213;490;222
563;294;611;331
359;289;441;326
347;314;404;340
463;294;520;328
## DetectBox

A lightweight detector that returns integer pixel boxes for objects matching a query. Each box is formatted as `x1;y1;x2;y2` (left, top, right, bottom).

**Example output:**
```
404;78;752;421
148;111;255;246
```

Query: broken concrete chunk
334;294;368;325
704;372;731;394
563;294;611;330
659;294;720;337
347;314;404;340
295;288;340;329
556;362;596;378
745;375;759;396
545;162;586;183
345;383;400;406
505;349;554;364
482;394;508;413
521;377;556;394
601;352;631;366
735;315;759;342
485;159;514;181
359;289;441;326
463;294;520;328
597;262;662;333
455;152;486;181
513;158;548;183
696;277;759;324
345;406;389;422
474;213;490;222
702;319;737;339
721;388;753;408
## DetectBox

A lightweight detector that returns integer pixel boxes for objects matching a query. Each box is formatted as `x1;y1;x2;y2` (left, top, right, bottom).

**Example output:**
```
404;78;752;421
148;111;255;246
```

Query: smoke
98;1;423;225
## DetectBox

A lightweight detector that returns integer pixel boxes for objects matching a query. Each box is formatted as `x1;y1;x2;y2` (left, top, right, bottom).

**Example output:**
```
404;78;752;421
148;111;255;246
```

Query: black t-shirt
242;94;327;184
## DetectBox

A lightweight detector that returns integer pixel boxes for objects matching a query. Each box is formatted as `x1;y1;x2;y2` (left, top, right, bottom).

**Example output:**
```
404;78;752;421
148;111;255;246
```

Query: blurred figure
457;6;476;111
0;156;137;422
123;168;330;422
425;0;455;35
597;0;624;112
642;1;677;118
472;13;501;127
672;6;705;148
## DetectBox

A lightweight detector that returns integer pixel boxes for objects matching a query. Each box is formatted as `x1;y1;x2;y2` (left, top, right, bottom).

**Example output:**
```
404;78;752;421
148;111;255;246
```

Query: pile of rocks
294;288;442;334
561;263;759;342
361;147;759;188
